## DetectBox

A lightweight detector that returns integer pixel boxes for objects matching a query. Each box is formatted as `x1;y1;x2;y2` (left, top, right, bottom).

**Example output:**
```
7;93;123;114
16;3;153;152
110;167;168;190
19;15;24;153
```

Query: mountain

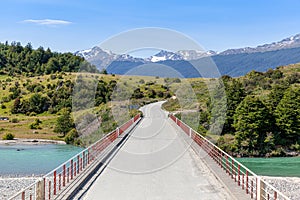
147;50;183;62
75;46;118;69
177;50;217;60
220;34;300;55
76;33;300;77
75;46;145;70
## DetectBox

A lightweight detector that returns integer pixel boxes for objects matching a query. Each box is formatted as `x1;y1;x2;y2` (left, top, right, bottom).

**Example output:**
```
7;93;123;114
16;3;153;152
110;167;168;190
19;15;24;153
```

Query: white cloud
22;19;72;26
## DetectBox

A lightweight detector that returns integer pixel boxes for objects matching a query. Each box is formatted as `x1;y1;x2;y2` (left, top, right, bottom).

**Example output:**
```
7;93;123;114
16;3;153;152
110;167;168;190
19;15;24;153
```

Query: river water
237;157;300;177
0;144;83;176
0;143;299;177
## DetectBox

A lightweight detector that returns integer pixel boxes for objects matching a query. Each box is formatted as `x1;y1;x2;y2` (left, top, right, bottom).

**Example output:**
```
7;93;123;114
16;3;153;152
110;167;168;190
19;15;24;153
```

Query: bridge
9;102;290;200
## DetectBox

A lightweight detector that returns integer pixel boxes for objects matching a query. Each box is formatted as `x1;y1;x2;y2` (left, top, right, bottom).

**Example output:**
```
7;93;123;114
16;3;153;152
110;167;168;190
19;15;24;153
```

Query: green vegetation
54;108;74;137
0;43;172;146
233;95;273;156
29;118;42;129
64;128;81;145
2;133;14;140
0;41;97;76
163;65;300;157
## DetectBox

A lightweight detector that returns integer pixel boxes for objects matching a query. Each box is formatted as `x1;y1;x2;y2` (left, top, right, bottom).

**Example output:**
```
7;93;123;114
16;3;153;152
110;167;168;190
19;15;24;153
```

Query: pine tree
54;108;74;136
275;86;300;145
233;95;272;155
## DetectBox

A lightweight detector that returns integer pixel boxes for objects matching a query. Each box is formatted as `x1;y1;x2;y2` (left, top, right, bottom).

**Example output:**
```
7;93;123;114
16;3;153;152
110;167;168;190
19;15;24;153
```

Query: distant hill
106;47;300;77
76;33;300;77
213;47;300;77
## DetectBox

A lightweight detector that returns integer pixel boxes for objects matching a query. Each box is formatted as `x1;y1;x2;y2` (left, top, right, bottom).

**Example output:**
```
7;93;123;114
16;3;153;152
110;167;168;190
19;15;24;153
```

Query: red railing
170;114;290;200
9;114;141;200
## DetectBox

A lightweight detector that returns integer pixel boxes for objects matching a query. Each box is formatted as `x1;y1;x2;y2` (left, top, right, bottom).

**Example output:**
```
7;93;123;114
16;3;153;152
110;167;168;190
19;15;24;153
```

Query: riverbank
0;138;65;145
262;176;300;200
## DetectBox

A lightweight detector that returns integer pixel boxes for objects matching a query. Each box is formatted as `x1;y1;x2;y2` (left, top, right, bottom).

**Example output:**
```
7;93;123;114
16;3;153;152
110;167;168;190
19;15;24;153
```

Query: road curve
82;102;233;200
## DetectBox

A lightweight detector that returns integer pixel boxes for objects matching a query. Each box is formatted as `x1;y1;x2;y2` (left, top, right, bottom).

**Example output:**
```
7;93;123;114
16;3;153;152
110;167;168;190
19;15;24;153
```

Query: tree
222;79;246;134
64;128;81;145
11;97;21;114
275;86;300;145
54;108;74;136
147;89;156;98
266;84;288;109
131;88;144;99
45;57;59;74
100;69;108;74
29;93;49;114
233;95;272;155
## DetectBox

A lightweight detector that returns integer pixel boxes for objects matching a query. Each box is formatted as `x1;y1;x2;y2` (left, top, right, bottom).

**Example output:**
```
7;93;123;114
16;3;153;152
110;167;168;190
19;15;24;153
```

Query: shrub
50;74;56;80
290;143;300;151
11;118;19;123
29;112;37;116
64;129;79;145
270;147;286;157
29;119;42;129
2;133;15;140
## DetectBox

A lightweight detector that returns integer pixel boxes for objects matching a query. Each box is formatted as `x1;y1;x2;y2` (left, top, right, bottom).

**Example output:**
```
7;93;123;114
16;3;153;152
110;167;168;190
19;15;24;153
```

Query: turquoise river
0;144;299;177
237;157;300;177
0;144;83;176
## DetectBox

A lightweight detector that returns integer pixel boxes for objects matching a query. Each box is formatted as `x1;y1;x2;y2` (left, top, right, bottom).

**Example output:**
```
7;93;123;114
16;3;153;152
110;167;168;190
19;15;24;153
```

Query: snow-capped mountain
220;33;300;55
177;50;217;60
76;47;215;67
75;46;118;69
116;54;145;63
147;50;184;62
75;33;300;73
75;46;146;69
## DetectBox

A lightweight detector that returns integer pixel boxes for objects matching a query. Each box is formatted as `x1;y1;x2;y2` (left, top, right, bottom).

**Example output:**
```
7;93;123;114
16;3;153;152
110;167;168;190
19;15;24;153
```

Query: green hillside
163;64;300;157
0;70;174;145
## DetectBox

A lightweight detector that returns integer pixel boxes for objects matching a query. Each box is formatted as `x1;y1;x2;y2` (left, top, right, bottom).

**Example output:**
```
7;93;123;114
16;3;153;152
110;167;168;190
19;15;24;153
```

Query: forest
175;66;300;157
0;41;97;76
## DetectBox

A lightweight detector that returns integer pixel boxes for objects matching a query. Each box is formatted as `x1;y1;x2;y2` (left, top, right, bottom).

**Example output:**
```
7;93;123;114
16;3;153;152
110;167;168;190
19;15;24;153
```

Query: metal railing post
53;171;56;195
48;181;51;200
238;164;240;186
246;170;249;194
21;191;25;200
74;162;77;177
70;160;73;180
231;159;234;179
259;177;265;200
77;155;80;174
63;164;66;187
36;178;45;200
83;151;86;168
59;174;61;191
251;180;254;199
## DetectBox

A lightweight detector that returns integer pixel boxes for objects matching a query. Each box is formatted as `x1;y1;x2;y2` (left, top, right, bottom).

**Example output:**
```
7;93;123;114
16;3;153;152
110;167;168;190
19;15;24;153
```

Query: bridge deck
80;102;249;200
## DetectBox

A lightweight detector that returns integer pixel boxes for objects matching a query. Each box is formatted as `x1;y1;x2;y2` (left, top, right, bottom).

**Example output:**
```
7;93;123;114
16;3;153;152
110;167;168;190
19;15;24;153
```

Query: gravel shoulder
262;176;300;200
0;176;39;199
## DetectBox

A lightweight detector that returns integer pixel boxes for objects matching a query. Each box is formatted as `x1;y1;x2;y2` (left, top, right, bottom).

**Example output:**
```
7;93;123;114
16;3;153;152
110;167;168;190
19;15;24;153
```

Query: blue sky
1;0;300;53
